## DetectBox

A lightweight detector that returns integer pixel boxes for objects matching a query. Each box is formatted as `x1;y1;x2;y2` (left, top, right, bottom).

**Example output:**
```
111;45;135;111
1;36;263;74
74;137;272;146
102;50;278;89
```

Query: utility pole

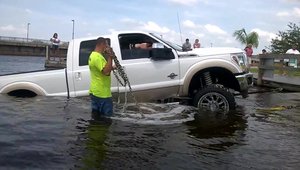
26;23;30;42
71;20;75;39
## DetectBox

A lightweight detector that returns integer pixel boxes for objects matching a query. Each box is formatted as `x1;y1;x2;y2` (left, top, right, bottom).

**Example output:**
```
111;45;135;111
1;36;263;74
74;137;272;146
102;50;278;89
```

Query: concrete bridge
254;53;300;91
0;36;68;56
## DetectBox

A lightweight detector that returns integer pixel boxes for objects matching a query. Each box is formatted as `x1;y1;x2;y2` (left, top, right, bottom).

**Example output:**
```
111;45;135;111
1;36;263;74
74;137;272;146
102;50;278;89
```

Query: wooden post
257;54;263;86
45;45;49;68
45;45;49;61
278;58;284;75
263;55;274;78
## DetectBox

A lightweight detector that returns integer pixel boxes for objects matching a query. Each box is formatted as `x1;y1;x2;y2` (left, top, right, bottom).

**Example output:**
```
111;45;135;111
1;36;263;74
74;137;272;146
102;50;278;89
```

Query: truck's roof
71;30;150;42
71;31;244;55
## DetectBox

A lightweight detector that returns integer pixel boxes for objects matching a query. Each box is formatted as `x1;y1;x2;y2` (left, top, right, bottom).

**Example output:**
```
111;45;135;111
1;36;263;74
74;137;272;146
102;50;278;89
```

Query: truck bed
0;68;63;77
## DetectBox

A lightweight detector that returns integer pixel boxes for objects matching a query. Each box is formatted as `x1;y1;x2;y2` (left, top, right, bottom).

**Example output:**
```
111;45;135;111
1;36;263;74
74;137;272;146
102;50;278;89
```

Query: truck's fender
180;59;241;95
0;82;47;96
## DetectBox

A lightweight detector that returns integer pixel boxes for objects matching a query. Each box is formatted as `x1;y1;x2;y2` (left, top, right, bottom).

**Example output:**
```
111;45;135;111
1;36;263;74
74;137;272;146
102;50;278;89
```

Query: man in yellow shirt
89;37;114;118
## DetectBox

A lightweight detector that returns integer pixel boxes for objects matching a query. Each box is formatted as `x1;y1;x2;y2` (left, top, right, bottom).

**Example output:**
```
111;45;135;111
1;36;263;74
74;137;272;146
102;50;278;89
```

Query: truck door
72;38;119;97
115;33;180;101
72;39;96;97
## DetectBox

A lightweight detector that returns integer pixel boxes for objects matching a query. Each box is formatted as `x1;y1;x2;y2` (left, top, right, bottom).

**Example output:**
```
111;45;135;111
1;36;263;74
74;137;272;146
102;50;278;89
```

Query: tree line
233;22;300;53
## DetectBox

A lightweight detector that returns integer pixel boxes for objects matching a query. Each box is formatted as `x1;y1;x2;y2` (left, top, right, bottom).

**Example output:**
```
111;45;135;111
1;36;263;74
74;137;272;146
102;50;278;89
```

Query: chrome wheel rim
197;92;230;113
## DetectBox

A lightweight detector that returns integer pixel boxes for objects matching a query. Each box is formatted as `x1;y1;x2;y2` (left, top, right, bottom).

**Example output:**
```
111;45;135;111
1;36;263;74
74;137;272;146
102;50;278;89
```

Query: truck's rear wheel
193;84;236;113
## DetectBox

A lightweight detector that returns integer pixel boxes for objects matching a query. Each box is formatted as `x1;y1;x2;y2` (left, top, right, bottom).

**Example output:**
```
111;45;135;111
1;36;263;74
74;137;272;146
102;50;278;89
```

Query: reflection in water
185;107;248;151
187;110;247;138
81;120;111;170
251;92;300;127
66;113;112;169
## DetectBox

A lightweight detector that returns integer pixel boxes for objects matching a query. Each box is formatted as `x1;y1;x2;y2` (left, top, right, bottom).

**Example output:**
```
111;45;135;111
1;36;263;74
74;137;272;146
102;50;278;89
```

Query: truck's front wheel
193;84;236;113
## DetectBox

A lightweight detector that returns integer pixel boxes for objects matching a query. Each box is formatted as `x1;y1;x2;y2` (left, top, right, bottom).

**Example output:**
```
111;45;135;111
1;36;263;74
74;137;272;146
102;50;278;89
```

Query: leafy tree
269;22;300;53
233;28;259;48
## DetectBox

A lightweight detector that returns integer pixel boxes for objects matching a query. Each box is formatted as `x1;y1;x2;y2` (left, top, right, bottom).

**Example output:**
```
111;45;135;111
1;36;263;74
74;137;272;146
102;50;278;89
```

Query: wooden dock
253;73;300;91
254;53;300;91
44;46;67;68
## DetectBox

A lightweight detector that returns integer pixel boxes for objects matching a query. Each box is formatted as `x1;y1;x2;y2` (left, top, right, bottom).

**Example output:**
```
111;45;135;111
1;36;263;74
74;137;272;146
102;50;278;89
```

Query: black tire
193;84;236;113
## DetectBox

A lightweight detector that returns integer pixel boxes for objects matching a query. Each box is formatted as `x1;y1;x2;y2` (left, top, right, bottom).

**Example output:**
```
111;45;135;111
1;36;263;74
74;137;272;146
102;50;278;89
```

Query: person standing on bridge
286;45;300;54
88;37;114;120
286;45;300;68
50;33;60;54
244;44;253;68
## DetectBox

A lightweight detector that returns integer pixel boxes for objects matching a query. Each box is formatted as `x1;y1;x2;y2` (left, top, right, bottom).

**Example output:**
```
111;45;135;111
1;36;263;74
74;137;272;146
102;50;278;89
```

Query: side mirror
150;48;175;60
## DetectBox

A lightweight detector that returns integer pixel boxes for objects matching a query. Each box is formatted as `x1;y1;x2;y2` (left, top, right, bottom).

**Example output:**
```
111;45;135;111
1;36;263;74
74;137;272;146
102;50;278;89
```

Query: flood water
0;55;45;74
0;55;300;169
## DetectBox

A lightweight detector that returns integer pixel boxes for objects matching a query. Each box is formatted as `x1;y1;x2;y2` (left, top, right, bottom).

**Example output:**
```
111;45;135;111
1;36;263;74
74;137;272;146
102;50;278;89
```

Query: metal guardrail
44;46;67;68
257;54;300;86
0;35;69;48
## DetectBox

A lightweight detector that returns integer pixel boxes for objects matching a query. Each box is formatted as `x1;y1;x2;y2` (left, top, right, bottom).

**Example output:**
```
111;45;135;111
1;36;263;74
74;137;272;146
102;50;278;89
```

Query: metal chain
104;48;137;104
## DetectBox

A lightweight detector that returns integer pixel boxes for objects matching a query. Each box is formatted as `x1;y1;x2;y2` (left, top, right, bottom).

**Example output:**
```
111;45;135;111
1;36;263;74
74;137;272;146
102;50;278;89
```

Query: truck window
118;34;158;60
79;40;96;66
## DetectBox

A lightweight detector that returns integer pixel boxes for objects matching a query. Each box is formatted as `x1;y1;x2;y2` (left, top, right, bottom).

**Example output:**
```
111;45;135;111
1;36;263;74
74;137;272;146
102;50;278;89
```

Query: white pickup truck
0;31;252;112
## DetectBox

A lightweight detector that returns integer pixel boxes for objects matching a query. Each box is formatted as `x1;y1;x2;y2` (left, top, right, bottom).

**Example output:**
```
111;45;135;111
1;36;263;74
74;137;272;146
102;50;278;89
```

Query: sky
0;0;300;54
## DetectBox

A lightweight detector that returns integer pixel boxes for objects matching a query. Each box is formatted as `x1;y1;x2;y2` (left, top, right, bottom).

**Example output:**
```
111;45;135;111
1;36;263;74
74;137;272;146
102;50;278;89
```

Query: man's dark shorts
90;94;113;117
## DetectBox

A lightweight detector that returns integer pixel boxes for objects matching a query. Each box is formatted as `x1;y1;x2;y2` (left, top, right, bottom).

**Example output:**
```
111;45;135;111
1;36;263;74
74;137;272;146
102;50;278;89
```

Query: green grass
250;67;300;77
250;67;258;73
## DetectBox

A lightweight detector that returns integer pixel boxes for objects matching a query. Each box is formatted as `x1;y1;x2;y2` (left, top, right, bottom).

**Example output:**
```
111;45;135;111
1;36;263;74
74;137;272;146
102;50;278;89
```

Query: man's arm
102;56;113;76
102;47;114;76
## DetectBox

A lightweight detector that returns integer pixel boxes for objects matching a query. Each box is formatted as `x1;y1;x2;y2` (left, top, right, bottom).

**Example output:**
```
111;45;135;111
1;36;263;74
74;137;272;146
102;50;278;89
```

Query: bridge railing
257;53;300;85
0;35;69;48
44;46;67;68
